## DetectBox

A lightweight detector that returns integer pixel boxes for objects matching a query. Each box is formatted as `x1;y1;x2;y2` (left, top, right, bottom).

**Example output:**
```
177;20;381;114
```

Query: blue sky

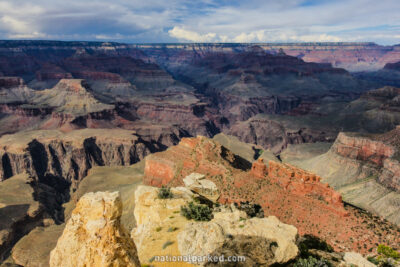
0;0;399;44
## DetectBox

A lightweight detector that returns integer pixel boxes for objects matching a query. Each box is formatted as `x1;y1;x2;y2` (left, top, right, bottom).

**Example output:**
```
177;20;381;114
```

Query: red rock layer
332;132;395;166
143;136;400;254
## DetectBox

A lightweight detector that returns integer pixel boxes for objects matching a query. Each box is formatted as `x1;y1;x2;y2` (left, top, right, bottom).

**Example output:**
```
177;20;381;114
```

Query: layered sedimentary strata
0;129;175;185
137;42;400;72
32;79;114;116
0;77;34;104
50;191;141;267
285;129;400;226
227;116;334;153
330;132;399;190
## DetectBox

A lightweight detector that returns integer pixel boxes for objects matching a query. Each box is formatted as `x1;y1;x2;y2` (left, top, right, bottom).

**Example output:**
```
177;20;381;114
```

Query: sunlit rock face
49;191;141;267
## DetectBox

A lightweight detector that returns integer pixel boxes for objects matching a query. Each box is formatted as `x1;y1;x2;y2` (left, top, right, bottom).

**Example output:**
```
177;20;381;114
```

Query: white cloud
0;0;399;44
168;28;342;43
1;16;32;33
7;32;47;39
168;26;217;42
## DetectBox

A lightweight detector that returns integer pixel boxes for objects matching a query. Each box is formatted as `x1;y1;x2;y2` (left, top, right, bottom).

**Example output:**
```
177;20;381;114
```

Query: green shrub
377;244;400;260
367;256;380;265
294;256;331;267
180;201;213;221
158;186;173;199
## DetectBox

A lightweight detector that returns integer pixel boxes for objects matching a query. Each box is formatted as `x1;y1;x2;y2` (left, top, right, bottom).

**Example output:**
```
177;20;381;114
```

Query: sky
0;0;399;44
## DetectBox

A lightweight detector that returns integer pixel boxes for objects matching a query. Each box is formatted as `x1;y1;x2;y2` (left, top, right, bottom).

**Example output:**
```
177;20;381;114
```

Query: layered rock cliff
137;42;400;72
0;129;176;184
0;77;34;104
285;128;400;226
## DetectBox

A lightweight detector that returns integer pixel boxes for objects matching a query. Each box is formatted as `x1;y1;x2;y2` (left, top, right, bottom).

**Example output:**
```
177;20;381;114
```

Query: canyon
142;136;400;254
0;40;400;265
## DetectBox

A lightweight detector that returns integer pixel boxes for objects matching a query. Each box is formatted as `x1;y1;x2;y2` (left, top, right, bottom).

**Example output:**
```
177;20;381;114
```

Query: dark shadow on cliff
0;204;43;262
27;140;70;224
221;146;252;171
1;154;13;179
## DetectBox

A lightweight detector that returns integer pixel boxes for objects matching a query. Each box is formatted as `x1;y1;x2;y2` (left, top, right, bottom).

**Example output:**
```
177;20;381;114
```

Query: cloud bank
0;0;399;44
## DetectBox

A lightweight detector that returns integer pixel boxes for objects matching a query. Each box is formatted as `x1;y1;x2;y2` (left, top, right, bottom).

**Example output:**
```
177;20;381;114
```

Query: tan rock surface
178;206;299;266
343;252;377;267
49;191;140;267
183;173;219;201
133;185;298;266
132;185;194;266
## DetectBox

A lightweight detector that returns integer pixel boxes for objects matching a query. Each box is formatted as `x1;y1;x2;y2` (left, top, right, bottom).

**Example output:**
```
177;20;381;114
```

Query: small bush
294;256;331;267
181;201;213;221
155;226;162;232
377;244;400;260
158;186;173;199
367;256;380;265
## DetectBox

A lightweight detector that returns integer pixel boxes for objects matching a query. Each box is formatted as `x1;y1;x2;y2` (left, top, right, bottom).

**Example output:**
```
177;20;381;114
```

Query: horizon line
0;39;399;47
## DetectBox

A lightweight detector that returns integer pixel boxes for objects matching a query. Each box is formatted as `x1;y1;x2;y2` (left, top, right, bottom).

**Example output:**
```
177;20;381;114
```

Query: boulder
343;252;377;267
49;191;140;267
178;205;299;266
183;173;220;201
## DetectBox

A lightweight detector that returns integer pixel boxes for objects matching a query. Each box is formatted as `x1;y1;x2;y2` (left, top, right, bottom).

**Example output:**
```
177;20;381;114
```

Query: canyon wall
331;132;395;166
0;129;181;186
135;42;400;72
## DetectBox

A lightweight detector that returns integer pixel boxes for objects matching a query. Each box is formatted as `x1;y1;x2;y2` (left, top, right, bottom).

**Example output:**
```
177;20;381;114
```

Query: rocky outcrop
343;252;377;267
183;173;220;201
142;136;400;254
178;208;299;266
250;158;268;178
32;79;114;116
131;185;197;265
50;191;141;267
132;185;298;266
